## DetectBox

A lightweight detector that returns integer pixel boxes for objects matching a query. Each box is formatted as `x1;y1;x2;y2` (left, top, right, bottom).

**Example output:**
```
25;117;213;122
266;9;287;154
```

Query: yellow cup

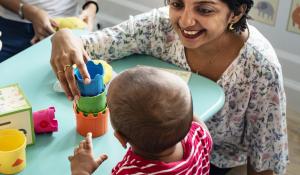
0;129;27;174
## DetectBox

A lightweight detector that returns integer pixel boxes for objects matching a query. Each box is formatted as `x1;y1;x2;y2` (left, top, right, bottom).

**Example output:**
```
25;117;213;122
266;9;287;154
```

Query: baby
69;66;212;175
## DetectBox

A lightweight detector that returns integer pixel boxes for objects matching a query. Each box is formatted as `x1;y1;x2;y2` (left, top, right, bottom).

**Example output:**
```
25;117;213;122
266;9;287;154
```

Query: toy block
0;84;35;145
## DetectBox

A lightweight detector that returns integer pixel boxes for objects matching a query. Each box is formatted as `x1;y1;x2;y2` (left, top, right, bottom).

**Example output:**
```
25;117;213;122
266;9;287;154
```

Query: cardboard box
0;84;35;145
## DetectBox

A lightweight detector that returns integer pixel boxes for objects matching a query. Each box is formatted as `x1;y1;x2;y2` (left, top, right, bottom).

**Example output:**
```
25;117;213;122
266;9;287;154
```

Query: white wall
96;0;300;113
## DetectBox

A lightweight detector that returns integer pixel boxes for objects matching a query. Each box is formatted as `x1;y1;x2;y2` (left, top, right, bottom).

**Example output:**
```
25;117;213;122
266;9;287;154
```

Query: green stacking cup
77;90;106;114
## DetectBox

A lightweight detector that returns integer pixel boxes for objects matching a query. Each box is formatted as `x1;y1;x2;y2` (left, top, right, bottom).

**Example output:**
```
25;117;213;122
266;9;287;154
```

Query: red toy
33;107;58;134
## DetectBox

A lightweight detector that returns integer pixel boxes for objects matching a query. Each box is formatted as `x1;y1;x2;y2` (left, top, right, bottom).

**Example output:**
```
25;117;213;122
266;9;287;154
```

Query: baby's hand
69;132;108;175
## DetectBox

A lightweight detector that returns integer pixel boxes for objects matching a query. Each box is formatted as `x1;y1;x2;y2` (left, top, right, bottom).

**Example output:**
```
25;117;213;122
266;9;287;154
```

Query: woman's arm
79;0;98;31
245;62;288;174
0;0;57;43
50;7;170;99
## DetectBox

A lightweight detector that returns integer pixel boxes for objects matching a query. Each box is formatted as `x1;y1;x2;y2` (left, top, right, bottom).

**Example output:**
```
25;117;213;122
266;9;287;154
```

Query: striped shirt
111;122;212;175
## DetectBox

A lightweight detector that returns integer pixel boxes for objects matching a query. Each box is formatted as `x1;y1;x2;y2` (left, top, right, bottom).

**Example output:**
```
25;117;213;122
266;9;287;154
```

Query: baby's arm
69;132;108;175
193;115;209;131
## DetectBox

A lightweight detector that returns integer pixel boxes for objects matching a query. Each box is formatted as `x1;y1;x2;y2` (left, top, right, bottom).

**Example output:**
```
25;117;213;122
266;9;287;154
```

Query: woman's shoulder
245;25;280;68
133;6;170;23
238;25;283;84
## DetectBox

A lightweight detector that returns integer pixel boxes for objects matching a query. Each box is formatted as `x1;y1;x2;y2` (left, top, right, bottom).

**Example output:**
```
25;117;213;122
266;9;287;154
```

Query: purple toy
33;107;58;134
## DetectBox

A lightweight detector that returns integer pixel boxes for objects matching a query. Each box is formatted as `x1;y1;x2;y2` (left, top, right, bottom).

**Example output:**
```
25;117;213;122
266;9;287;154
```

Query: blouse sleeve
245;61;288;174
80;7;171;61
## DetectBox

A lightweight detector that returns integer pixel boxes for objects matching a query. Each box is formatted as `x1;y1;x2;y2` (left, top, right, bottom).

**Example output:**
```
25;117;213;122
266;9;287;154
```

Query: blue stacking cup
74;60;105;96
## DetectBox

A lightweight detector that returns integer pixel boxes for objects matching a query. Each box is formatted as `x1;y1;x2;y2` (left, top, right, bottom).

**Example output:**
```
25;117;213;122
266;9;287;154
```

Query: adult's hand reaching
50;29;91;100
23;4;57;44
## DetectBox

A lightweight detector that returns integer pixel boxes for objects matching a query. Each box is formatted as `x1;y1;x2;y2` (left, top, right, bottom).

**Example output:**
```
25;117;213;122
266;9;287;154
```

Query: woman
0;0;98;62
50;0;288;174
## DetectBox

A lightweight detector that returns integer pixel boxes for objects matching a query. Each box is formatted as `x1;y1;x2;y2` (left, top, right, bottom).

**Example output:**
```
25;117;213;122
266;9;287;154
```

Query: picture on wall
249;0;279;26
287;0;300;34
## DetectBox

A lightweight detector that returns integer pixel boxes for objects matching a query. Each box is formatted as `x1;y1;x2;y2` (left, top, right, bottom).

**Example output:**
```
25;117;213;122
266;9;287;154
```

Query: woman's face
168;0;233;49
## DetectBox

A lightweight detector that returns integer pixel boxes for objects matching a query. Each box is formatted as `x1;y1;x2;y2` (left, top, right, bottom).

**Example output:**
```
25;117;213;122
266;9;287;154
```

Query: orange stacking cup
73;102;108;138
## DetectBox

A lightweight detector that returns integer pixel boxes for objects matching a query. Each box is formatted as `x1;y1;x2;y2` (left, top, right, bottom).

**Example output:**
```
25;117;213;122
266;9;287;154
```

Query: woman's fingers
64;65;80;99
50;29;89;99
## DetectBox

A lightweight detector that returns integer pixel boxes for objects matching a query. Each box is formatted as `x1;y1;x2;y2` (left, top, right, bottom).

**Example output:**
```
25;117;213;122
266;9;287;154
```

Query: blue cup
74;60;105;96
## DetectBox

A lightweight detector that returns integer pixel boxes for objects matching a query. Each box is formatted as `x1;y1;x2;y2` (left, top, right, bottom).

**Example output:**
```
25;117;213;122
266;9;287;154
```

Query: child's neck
132;142;183;163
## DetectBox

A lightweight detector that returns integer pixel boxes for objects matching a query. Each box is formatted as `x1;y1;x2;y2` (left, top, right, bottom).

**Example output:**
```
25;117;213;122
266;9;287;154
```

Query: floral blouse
81;6;288;174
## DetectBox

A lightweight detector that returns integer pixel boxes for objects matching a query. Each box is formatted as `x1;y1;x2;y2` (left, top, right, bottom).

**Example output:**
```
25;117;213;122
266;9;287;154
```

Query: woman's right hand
23;4;57;44
50;29;91;100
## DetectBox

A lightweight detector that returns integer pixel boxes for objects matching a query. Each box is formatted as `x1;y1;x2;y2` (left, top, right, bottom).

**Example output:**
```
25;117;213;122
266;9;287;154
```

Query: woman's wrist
22;3;38;21
82;1;98;14
83;4;97;17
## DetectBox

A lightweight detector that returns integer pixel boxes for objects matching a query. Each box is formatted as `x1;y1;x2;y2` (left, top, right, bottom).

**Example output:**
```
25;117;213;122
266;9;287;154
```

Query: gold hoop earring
229;23;235;31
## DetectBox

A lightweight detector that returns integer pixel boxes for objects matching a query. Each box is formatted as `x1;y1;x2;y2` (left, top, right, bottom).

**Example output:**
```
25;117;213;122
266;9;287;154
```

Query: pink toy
33;107;58;134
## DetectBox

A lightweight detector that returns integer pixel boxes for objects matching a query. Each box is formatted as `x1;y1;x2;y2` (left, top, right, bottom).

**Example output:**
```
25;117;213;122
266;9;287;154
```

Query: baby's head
107;66;193;154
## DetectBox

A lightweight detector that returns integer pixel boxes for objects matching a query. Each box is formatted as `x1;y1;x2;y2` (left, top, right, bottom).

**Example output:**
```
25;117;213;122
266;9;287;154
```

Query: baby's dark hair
164;0;254;33
107;66;193;154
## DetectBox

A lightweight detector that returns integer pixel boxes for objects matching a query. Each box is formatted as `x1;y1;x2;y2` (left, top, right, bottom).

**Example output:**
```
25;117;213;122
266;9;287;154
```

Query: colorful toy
92;60;113;84
53;17;87;31
74;60;104;96
33;107;58;134
77;91;106;114
73;60;110;137
0;129;27;174
53;60;113;93
73;103;108;138
0;84;35;145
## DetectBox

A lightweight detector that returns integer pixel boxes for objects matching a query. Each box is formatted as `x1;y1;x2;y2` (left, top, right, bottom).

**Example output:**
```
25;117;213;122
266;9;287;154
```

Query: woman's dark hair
221;0;254;33
165;0;254;33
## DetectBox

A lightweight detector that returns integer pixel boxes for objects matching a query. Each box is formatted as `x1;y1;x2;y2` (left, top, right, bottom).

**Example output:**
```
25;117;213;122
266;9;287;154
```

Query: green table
0;30;224;175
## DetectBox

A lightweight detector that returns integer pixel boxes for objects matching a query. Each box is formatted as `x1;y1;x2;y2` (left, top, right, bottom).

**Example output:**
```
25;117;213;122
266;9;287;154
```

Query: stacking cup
74;60;104;96
33;106;58;134
0;129;27;174
77;90;107;114
73;103;108;138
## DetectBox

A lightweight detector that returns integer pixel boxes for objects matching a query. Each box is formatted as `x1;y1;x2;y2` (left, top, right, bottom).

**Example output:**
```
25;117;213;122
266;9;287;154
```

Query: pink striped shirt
112;122;212;175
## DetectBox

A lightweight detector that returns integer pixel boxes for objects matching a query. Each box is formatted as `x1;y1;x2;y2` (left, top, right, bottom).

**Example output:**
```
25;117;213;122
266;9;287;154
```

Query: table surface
0;30;224;174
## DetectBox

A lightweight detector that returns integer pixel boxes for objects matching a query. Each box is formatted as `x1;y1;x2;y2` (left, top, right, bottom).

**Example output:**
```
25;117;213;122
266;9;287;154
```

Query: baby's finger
79;140;85;149
85;132;93;150
74;147;80;155
68;156;74;161
95;154;108;166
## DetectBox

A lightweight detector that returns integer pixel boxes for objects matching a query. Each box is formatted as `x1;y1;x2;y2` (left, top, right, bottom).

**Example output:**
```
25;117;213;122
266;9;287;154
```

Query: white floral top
81;7;288;174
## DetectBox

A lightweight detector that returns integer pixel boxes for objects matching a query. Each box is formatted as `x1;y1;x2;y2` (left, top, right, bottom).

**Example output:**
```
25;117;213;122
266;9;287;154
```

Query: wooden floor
226;108;300;175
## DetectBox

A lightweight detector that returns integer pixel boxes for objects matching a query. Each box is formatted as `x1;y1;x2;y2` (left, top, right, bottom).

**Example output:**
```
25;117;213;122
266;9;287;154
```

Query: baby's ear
114;131;128;149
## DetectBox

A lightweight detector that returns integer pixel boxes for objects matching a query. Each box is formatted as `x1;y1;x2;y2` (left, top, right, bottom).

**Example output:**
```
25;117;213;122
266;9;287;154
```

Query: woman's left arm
245;63;288;175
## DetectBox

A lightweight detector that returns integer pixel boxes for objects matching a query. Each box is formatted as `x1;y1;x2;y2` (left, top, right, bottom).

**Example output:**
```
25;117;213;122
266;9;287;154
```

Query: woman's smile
181;29;206;39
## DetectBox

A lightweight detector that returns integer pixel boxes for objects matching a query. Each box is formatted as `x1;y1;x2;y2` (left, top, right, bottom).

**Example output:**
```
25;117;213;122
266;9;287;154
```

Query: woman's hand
23;4;58;44
50;29;91;100
69;133;108;175
79;3;97;31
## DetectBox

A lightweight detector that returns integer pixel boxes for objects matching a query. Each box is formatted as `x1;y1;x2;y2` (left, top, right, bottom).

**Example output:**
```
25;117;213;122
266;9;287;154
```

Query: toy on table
0;129;27;174
53;60;114;93
73;60;111;138
53;17;87;31
74;61;105;96
0;84;35;145
33;107;58;134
